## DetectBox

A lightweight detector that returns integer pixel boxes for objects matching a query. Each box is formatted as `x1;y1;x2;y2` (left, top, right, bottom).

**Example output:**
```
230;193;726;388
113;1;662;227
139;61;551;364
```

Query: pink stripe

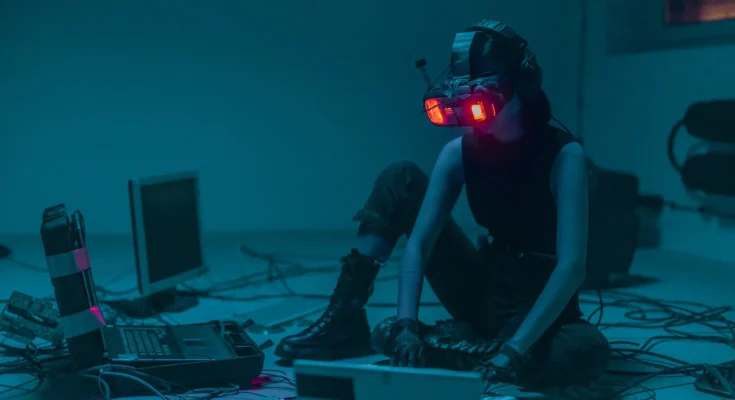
89;305;107;325
73;248;91;272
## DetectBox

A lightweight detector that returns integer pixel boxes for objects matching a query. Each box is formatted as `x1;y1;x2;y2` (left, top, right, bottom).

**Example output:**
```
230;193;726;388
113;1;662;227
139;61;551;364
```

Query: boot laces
306;252;373;330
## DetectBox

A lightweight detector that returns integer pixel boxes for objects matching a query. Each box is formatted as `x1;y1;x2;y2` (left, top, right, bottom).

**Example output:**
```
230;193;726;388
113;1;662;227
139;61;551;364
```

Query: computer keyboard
122;328;174;357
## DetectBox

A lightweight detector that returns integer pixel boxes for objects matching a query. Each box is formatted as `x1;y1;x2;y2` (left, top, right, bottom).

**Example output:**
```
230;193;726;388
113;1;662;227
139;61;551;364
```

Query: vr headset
420;20;542;128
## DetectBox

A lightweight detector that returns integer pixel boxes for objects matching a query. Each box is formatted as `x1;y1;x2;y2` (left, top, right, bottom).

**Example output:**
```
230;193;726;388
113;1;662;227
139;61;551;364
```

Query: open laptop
293;360;484;400
103;324;235;363
103;172;235;365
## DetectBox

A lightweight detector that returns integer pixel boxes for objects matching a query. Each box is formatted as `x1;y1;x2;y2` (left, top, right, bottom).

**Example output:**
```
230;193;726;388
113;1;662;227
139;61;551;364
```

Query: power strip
694;362;735;398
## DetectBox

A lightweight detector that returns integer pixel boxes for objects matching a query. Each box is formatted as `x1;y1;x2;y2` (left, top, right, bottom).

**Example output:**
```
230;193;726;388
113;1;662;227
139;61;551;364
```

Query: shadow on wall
595;100;735;251
666;100;735;227
582;0;735;261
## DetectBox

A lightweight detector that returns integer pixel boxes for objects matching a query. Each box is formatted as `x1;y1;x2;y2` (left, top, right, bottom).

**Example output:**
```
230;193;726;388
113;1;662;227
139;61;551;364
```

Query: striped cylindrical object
41;204;107;370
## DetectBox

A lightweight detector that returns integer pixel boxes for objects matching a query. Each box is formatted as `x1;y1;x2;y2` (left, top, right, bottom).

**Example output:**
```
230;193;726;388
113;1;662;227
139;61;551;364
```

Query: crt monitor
126;171;207;317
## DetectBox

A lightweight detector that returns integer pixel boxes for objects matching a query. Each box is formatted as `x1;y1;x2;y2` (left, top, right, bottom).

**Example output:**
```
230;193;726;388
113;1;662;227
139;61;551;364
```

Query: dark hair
520;89;551;132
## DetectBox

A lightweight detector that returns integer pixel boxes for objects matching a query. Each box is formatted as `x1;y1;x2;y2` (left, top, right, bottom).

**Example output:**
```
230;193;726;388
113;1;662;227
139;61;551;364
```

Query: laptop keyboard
122;328;173;357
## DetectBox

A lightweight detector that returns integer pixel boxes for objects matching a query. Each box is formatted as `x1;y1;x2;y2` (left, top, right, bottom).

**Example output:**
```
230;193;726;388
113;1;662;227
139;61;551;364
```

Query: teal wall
0;0;581;235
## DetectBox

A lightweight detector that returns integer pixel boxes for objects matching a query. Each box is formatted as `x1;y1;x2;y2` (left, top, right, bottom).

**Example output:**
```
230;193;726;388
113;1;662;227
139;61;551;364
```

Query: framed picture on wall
665;0;735;25
607;0;735;54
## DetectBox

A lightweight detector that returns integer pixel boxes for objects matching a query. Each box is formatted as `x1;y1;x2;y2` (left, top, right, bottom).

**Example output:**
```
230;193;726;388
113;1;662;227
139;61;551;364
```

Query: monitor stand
106;288;199;319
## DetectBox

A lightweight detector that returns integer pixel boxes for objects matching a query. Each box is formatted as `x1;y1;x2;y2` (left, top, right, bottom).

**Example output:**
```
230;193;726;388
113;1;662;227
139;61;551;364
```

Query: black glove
475;344;528;384
389;318;426;367
477;359;516;384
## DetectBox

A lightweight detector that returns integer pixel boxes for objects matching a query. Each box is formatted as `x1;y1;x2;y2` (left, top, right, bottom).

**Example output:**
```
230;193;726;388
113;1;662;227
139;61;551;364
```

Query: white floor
0;232;733;400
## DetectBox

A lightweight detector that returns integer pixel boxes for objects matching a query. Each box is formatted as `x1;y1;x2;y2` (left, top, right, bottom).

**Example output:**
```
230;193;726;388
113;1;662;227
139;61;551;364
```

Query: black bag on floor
585;165;640;289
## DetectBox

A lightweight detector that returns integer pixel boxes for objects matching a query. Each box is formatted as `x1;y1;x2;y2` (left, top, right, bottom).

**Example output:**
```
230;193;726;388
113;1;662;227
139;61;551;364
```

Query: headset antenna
415;58;432;88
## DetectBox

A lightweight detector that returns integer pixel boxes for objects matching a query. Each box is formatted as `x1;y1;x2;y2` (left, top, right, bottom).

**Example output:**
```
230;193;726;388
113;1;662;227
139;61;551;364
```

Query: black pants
354;161;611;388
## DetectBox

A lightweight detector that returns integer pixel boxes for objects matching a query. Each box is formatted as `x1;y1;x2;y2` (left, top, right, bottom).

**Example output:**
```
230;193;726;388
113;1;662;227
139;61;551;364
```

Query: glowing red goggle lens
424;97;497;127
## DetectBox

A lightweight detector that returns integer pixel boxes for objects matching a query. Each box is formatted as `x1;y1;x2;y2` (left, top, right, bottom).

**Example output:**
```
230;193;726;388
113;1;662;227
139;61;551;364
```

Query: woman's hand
476;344;527;389
479;353;513;391
389;319;426;367
487;353;511;369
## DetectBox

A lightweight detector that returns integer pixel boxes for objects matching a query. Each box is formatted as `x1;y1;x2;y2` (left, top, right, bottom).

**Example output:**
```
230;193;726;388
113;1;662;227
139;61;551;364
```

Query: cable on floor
4;245;735;398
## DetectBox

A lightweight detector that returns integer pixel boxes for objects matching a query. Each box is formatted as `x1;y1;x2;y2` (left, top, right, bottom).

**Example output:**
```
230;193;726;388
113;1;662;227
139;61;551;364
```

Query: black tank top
462;124;577;254
462;125;583;323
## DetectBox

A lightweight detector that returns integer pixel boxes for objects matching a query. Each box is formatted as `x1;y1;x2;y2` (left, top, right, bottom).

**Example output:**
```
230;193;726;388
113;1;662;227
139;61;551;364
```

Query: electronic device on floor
38;199;266;395
293;360;484;400
105;323;232;363
694;362;735;398
100;319;265;390
585;167;640;289
0;291;64;345
101;172;267;389
107;171;208;318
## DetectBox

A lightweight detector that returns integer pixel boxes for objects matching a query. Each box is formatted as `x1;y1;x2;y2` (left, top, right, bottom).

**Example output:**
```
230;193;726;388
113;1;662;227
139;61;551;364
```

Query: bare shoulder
554;142;587;170
435;136;465;180
559;141;585;157
444;136;464;154
437;136;464;162
550;141;587;192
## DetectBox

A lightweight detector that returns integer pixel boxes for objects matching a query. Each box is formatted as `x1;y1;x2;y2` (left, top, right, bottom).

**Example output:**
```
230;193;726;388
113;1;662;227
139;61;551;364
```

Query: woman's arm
397;137;465;321
507;142;589;354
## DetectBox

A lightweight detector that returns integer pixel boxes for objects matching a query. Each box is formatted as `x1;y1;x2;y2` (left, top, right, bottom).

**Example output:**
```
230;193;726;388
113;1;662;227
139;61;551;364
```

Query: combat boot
274;249;381;361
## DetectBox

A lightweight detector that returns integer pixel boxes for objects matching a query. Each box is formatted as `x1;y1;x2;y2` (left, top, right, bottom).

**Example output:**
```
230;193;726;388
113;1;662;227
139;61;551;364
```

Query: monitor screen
138;177;203;285
665;0;735;26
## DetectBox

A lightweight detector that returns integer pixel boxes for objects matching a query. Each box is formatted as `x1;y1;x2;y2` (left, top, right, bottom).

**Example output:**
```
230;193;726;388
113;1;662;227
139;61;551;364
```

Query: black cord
234;244;735;399
0;339;68;398
191;246;444;307
4;244;734;399
551;115;574;137
0;258;47;273
0;343;45;374
216;262;731;398
586;288;605;328
572;288;735;398
667;119;685;173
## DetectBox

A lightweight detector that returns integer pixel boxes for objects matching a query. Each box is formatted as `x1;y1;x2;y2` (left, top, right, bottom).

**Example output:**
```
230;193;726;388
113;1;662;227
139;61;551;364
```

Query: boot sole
275;335;374;362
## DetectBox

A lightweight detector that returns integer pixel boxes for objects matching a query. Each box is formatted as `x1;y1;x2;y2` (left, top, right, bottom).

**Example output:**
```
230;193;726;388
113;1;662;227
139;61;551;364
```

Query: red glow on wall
666;0;735;25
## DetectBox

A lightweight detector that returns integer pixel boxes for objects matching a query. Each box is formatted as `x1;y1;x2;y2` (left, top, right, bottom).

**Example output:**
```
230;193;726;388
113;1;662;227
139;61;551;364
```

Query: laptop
103;324;235;363
293;360;484;400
